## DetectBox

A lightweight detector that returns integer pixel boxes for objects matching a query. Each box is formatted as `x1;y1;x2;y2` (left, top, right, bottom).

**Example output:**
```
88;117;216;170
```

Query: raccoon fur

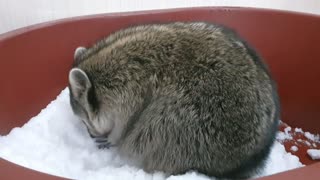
68;22;280;179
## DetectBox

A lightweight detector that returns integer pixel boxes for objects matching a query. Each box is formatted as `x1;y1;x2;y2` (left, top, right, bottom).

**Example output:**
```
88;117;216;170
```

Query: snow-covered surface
294;128;303;133
0;88;306;180
313;143;317;148
290;146;298;152
304;132;320;143
307;149;320;160
277;128;293;141
278;126;319;149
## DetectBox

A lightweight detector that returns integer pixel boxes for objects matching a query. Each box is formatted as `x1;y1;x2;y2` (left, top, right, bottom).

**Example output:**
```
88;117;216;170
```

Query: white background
1;0;320;34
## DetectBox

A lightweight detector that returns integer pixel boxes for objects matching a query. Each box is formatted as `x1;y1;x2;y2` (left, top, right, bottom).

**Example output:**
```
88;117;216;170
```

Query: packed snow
313;143;317;148
276;129;293;141
0;88;308;180
304;132;320;143
294;128;304;133
290;146;298;152
307;149;320;160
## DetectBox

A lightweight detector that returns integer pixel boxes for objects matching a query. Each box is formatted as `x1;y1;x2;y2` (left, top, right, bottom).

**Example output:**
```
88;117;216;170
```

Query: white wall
1;0;320;34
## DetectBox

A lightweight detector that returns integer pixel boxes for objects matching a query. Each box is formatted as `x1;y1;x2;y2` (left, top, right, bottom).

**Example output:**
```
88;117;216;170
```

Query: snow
307;149;320;160
294;127;320;145
313;143;317;148
276;129;293;142
284;127;292;134
290;146;298;152
304;132;320;143
0;88;305;180
277;126;320;149
305;141;312;146
294;128;303;133
260;142;303;177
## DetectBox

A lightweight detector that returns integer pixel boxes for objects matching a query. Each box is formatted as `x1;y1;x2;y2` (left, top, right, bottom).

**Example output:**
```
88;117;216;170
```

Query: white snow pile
290;146;298;152
0;88;305;180
307;149;320;160
277;126;319;147
276;127;293;142
304;132;320;143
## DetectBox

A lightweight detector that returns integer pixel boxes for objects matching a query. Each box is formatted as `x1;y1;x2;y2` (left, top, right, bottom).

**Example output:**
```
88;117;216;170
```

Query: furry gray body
68;22;279;179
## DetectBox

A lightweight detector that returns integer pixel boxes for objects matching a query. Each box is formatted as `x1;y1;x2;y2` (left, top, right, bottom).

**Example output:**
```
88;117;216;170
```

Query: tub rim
0;6;319;180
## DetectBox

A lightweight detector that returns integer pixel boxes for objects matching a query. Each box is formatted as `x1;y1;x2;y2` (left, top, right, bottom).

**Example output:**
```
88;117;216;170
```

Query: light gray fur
74;46;87;60
68;22;280;179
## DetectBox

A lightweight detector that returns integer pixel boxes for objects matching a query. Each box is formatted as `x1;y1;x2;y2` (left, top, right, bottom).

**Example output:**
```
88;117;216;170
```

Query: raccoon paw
94;137;114;149
97;142;113;149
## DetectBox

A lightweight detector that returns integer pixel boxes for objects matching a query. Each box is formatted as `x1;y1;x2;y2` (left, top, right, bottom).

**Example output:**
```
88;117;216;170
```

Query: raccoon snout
93;117;115;137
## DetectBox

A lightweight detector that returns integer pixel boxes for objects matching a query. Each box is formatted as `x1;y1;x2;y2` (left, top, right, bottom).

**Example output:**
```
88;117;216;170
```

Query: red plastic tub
0;7;319;180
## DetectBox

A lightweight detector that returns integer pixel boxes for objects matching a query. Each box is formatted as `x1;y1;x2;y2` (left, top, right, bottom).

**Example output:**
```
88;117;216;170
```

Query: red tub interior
0;7;319;180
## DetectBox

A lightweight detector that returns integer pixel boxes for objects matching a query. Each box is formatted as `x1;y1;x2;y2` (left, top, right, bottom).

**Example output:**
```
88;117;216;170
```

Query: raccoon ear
69;68;91;99
74;46;87;60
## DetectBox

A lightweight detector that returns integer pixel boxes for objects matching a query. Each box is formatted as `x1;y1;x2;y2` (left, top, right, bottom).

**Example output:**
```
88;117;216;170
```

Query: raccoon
68;22;279;179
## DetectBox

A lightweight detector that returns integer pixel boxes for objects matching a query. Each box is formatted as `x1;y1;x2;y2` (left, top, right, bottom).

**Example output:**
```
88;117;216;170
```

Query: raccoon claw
93;137;113;149
94;137;109;143
97;141;113;149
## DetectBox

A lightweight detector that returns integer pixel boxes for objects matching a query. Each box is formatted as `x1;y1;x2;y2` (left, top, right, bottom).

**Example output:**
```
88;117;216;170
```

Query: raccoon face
68;68;115;138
